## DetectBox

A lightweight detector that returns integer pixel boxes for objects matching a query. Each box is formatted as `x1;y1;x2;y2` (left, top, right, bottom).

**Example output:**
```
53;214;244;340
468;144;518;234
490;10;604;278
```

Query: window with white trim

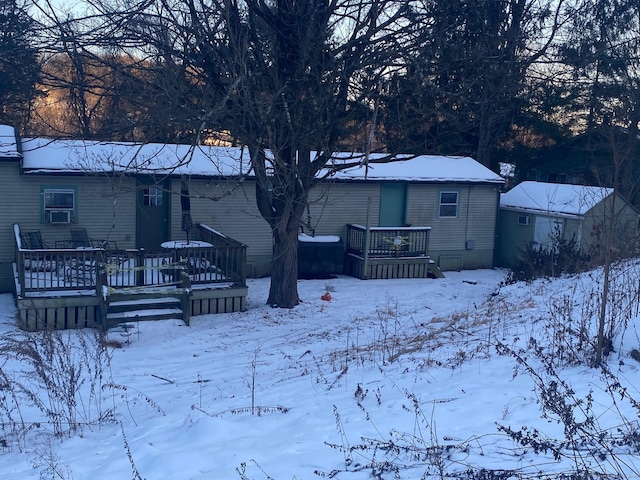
42;187;76;224
438;191;458;217
518;214;531;225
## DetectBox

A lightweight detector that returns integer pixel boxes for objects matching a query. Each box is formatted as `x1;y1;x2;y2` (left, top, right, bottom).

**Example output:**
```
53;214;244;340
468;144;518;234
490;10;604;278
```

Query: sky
0;267;639;479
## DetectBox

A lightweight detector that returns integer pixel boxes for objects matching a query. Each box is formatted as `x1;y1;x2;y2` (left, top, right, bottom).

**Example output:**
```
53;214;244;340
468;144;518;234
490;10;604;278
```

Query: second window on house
42;187;76;224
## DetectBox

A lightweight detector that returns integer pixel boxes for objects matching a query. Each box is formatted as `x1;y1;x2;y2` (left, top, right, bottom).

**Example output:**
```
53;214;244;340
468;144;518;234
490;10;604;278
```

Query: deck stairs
428;260;445;278
104;287;188;329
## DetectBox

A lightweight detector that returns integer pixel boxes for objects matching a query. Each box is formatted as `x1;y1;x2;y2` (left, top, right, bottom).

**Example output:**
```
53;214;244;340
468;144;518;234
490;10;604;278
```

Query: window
518;214;531;225
41;187;76;224
438;191;458;217
143;186;163;206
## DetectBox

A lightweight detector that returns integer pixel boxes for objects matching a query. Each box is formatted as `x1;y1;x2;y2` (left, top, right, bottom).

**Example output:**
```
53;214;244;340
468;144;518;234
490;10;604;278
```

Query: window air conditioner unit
48;210;71;224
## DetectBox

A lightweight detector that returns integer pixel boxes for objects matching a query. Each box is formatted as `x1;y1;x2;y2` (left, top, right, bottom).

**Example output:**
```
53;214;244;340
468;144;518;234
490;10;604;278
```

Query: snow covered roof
20;138;250;176
13;135;504;184
330;154;504;183
0;126;21;159
500;181;614;217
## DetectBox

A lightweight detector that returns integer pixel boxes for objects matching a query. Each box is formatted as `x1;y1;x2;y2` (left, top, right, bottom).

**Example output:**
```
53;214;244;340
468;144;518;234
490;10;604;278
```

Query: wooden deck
13;224;248;331
344;224;444;280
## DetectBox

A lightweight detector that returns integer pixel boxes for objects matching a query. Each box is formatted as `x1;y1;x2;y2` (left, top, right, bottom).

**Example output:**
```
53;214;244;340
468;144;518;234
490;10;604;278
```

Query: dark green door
379;183;407;226
136;178;170;249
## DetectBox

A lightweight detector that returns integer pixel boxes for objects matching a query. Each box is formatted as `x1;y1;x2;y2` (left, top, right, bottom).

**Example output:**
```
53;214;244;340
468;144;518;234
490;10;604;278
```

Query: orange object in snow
321;292;332;301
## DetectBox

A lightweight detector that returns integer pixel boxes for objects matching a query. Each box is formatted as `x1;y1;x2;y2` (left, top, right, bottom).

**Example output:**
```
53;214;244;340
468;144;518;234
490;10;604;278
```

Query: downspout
464;185;471;244
363;197;371;279
492;185;501;268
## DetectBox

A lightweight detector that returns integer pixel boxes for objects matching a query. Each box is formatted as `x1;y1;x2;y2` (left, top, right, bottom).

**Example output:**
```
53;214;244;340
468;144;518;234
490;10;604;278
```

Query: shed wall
497;192;639;268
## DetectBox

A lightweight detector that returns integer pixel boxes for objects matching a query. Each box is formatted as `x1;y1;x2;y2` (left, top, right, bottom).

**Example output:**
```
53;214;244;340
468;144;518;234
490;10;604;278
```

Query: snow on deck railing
349;224;432;231
199;223;228;238
13;224;22;250
346;224;431;258
196;223;247;248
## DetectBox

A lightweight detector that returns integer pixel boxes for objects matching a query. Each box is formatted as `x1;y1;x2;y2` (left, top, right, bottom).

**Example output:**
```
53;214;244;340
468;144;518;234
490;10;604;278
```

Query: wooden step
105;307;183;327
105;286;188;328
108;296;180;313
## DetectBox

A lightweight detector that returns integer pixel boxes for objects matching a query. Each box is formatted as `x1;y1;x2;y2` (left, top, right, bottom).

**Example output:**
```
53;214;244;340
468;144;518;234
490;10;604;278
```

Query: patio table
160;241;213;249
160;240;214;281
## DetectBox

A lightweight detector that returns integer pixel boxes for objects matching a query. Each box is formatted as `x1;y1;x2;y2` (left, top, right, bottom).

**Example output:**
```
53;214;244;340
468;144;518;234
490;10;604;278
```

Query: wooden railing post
96;250;109;330
180;270;192;326
135;249;145;286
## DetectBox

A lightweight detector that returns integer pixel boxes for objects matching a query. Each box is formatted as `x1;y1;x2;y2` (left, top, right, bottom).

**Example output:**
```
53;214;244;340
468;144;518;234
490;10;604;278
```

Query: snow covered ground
0;266;639;479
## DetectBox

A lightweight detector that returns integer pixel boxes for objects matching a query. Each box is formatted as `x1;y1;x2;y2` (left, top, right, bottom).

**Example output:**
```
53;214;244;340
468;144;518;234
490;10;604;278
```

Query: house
496;181;640;267
0;126;505;326
0;128;506;289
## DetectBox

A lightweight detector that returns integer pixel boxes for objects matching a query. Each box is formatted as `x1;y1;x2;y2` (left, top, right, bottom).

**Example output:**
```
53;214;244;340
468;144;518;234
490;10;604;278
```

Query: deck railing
13;223;247;296
345;224;431;259
195;223;247;286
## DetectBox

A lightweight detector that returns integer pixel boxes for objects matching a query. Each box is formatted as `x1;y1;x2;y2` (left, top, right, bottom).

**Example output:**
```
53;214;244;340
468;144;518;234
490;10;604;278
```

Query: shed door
379;183;407;227
136;178;170;249
533;216;563;250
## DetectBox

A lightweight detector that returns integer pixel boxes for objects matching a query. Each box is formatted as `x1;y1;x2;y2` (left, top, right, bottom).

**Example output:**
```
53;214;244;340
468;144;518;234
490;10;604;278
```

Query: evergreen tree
0;0;40;128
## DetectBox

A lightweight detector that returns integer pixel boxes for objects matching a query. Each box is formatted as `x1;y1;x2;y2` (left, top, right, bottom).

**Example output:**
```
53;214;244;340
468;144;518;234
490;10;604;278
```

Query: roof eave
500;205;584;219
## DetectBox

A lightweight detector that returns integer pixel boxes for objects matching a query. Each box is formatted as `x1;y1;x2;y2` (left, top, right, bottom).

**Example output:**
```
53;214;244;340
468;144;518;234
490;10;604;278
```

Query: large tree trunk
267;223;299;308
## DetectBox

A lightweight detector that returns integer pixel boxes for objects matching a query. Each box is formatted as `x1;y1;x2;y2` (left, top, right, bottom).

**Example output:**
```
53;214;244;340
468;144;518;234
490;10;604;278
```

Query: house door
379;183;407;226
136;179;170;249
533;216;563;250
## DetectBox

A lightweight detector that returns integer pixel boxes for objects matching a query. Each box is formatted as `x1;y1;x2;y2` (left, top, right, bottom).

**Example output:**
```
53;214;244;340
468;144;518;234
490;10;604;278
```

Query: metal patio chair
20;230;57;271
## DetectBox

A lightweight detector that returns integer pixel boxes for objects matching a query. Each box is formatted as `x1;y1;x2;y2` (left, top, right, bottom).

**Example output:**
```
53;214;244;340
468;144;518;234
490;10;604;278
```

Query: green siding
3;162;503;293
307;182;381;237
167;179;500;274
170;179;273;276
0;163;138;292
0;167;133;257
407;184;500;269
496;209;536;266
497;192;640;268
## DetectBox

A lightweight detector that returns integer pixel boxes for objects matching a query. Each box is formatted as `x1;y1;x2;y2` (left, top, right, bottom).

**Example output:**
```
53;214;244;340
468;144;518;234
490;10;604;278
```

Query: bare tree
44;0;413;308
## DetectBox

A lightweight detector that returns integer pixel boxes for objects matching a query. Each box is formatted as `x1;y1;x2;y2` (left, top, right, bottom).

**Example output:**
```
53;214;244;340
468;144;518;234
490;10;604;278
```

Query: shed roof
11;135;504;184
500;181;614;217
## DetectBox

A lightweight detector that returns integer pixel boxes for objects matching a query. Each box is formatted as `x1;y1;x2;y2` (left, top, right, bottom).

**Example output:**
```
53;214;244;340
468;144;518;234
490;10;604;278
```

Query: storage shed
496;181;639;267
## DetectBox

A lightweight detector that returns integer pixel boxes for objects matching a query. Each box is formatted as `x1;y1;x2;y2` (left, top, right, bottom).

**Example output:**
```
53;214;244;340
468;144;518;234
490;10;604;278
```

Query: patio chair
70;228;92;247
55;227;93;248
62;232;126;285
21;230;48;250
20;230;57;271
